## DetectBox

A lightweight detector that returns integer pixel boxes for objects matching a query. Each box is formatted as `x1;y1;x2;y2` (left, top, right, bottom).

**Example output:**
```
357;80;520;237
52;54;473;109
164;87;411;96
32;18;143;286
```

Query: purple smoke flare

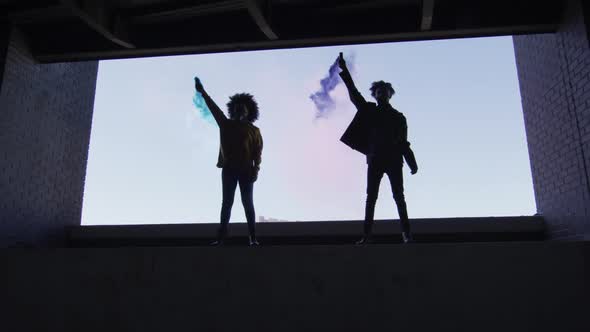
310;54;355;119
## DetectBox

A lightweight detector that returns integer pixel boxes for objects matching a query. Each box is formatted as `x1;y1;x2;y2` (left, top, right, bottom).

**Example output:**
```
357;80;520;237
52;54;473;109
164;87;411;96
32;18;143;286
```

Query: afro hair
227;93;259;122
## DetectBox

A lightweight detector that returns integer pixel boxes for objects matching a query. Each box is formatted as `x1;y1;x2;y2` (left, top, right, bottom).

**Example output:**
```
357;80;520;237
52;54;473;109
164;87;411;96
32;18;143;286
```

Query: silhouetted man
194;78;263;246
338;53;418;244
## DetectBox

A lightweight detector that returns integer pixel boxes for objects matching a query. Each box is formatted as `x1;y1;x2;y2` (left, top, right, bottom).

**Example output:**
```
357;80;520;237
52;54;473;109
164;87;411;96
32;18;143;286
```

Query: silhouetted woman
195;78;263;246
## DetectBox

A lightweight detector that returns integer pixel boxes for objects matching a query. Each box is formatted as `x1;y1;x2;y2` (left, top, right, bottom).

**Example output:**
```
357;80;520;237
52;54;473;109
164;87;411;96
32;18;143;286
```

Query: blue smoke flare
192;76;214;123
309;54;355;119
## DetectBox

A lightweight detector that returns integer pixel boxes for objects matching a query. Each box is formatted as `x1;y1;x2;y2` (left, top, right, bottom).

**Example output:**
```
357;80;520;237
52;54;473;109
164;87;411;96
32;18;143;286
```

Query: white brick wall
513;0;590;240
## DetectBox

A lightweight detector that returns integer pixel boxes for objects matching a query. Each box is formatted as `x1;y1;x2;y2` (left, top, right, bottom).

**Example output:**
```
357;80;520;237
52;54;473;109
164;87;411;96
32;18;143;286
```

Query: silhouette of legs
385;166;412;243
213;168;259;246
359;162;385;244
214;168;239;244
359;161;413;244
238;176;258;245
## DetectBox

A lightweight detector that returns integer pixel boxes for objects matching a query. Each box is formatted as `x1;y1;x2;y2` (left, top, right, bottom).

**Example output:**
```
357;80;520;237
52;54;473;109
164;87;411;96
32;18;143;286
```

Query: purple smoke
310;54;355;118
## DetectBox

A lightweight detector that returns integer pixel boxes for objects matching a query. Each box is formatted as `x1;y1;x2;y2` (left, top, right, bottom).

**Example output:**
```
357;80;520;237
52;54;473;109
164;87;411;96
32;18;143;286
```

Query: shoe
210;239;224;246
249;236;260;246
355;236;372;245
402;232;414;244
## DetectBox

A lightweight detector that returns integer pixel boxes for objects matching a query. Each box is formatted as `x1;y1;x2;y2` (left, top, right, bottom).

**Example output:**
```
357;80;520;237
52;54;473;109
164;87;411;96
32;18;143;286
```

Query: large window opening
82;36;534;225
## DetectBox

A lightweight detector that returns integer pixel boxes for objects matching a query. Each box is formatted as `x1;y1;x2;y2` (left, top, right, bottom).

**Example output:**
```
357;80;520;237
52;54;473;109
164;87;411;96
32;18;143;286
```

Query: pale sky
82;36;536;225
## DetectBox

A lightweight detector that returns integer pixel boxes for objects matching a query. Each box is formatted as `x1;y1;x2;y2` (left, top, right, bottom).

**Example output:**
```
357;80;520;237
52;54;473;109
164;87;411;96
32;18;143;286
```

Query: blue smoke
192;76;214;123
309;54;355;119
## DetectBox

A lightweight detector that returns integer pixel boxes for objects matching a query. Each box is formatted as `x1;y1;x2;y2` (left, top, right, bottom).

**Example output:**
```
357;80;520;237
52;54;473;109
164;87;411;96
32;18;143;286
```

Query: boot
211;229;226;246
356;218;374;245
402;231;413;244
210;239;224;246
249;236;260;246
355;236;372;245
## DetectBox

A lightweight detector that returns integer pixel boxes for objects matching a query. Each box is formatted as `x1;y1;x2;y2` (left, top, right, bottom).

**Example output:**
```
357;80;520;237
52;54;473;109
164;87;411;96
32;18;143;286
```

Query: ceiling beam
244;0;278;40
35;23;558;63
3;4;72;24
316;0;408;13
2;1;134;49
421;0;435;30
61;0;134;49
129;0;245;24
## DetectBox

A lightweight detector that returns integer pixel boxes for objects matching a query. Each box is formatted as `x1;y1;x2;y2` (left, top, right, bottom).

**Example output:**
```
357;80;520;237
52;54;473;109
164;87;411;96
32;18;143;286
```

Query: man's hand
338;52;346;70
250;166;259;182
194;77;205;93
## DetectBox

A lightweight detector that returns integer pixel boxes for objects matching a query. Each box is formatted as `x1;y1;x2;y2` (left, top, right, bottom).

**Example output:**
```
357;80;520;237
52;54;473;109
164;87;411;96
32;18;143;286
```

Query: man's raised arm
194;78;227;126
338;52;366;110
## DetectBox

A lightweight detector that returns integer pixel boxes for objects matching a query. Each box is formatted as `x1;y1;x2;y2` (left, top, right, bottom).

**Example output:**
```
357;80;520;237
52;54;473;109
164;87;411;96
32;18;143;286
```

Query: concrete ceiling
0;0;564;62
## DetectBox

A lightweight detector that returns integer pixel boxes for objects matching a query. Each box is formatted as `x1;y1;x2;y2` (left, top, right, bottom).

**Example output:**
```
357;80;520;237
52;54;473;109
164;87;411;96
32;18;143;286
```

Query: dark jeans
217;168;256;240
364;160;411;237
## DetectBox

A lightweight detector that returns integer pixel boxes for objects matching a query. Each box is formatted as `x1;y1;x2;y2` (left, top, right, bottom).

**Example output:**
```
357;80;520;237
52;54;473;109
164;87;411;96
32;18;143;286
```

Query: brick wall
0;23;9;93
513;0;590;240
584;1;590;42
0;28;98;247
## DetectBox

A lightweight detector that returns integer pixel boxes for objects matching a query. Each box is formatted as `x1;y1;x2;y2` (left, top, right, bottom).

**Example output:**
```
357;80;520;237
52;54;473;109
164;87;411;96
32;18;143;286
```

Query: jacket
200;91;263;174
339;68;418;170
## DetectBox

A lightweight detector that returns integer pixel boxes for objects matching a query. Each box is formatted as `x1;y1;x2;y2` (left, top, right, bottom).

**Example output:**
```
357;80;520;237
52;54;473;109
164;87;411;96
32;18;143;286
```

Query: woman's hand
194;77;205;93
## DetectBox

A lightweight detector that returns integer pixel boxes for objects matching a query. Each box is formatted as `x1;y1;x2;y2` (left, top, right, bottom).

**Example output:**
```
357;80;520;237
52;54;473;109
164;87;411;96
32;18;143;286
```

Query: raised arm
194;78;227;126
338;53;367;110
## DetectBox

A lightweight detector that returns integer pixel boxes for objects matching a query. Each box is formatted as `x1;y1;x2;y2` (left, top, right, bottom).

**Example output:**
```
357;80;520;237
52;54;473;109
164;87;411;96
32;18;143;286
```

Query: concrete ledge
0;241;585;331
69;216;546;246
